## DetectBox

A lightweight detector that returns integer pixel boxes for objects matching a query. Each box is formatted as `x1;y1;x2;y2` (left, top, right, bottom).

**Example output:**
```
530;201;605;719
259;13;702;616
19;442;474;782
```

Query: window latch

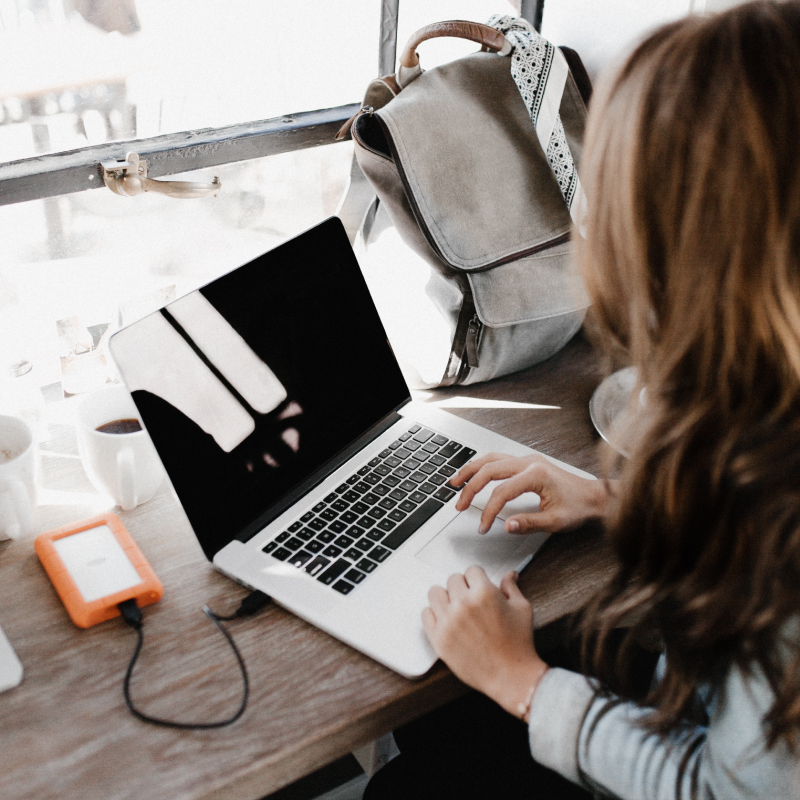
100;152;221;199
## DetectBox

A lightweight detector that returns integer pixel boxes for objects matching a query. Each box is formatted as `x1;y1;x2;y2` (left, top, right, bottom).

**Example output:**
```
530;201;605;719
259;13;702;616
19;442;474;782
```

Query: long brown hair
577;0;800;747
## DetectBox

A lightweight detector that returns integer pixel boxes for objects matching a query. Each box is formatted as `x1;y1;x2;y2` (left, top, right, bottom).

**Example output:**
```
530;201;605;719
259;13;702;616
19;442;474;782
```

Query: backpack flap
468;242;588;328
374;51;578;270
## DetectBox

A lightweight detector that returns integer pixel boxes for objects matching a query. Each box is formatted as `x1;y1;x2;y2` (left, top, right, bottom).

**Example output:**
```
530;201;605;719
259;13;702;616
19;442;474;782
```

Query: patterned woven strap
488;15;586;227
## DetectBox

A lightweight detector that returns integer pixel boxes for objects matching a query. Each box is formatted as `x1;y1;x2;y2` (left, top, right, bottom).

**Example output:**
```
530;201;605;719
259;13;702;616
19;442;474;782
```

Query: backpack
337;16;592;387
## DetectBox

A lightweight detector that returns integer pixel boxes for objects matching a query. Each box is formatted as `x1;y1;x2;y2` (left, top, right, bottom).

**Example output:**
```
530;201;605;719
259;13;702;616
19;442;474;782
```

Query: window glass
0;0;532;413
0;142;353;401
540;0;695;79
0;0;380;162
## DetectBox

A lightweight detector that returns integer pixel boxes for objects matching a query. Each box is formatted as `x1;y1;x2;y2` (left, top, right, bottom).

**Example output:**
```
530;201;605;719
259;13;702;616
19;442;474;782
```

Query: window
0;0;532;408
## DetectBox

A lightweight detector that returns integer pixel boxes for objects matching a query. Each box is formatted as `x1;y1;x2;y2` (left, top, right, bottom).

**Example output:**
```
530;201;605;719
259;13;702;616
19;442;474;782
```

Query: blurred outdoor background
0;0;733;409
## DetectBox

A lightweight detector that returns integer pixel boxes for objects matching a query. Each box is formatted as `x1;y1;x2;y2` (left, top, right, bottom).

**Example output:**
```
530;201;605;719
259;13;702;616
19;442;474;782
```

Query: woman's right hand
450;453;611;535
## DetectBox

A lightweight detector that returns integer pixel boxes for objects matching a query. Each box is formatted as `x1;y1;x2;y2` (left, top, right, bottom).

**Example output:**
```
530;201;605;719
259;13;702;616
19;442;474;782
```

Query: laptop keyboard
261;424;476;596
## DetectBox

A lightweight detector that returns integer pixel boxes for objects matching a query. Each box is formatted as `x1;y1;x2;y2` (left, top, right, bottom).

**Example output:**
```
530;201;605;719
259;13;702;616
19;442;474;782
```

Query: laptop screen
110;218;410;559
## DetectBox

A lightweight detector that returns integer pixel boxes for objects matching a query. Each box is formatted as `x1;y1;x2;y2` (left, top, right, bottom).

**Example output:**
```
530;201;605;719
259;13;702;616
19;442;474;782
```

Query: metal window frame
0;0;544;208
0;104;360;207
380;0;401;77
521;0;545;33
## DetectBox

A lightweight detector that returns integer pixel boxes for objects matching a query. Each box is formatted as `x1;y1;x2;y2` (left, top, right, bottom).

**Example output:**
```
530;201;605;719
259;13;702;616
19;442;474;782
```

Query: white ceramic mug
76;386;165;511
0;415;36;541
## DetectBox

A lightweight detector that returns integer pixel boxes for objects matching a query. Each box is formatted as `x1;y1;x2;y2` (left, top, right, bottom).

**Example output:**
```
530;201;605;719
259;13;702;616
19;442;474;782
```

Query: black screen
116;218;410;559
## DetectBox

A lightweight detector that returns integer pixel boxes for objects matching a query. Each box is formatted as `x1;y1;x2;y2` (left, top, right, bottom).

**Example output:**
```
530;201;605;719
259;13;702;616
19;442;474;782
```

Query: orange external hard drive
34;513;163;628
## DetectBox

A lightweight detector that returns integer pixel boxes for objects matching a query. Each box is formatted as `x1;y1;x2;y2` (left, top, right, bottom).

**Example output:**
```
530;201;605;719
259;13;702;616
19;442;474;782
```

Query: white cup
76;386;165;511
0;415;36;541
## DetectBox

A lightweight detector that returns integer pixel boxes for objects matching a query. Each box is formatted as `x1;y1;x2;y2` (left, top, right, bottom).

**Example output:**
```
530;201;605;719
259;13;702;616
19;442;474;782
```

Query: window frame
0;0;543;207
0;104;361;206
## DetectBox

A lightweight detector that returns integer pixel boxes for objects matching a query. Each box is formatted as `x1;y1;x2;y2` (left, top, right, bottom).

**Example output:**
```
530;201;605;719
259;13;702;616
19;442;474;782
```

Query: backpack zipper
465;315;482;369
335;105;374;141
350;109;394;162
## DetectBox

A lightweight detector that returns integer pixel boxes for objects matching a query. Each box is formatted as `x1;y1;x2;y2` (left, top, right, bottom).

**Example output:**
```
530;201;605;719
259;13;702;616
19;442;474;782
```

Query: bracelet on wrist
517;667;549;723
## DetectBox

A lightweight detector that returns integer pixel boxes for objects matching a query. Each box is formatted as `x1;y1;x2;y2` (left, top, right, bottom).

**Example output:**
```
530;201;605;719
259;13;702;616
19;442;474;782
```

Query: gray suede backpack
337;16;592;387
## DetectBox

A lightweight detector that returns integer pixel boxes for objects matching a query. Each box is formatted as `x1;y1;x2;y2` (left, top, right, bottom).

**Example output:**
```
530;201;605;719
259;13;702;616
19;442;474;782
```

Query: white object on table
589;366;638;457
76;386;165;511
0;414;37;541
0;624;23;692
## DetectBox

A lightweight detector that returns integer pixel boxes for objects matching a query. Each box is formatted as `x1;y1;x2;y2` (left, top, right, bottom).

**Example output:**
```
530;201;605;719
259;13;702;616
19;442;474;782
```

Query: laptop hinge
234;404;409;547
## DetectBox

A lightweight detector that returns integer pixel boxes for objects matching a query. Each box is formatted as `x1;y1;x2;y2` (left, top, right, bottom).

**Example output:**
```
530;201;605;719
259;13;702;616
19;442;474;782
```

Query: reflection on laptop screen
111;218;410;559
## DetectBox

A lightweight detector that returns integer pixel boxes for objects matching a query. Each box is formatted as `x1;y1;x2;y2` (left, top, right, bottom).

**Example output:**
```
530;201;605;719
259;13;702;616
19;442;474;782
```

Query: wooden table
0;332;614;800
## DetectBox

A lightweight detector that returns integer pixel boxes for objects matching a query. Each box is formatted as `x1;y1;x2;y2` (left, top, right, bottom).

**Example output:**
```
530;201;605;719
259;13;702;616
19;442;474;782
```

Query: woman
367;2;800;797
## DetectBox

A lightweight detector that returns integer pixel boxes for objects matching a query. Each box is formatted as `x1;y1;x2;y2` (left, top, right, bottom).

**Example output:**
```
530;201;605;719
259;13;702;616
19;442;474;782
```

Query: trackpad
415;507;547;582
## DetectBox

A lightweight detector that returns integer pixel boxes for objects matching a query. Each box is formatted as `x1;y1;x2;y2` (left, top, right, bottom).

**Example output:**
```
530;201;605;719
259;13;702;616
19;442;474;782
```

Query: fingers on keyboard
263;426;471;592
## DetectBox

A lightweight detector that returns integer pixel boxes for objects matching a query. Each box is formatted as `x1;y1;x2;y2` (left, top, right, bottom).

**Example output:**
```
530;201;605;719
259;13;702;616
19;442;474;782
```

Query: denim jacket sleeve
526;663;800;799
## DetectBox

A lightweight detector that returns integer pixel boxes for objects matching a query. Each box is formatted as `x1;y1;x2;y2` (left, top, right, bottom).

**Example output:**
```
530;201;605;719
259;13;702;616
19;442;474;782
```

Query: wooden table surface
0;332;614;800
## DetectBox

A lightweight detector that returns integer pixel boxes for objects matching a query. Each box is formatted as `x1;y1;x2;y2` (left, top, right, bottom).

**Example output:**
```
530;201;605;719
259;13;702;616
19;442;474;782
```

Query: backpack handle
399;21;511;69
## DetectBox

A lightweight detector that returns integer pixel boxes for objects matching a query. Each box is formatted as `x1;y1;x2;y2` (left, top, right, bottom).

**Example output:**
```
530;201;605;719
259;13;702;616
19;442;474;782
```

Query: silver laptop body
110;218;593;677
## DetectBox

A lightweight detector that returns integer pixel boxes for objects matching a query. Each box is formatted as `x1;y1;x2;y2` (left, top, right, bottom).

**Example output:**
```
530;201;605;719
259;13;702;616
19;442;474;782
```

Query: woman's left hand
422;566;549;719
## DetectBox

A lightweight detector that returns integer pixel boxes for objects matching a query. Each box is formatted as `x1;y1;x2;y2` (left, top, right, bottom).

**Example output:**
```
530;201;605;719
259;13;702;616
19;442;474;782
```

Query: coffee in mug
77;387;164;511
95;419;143;435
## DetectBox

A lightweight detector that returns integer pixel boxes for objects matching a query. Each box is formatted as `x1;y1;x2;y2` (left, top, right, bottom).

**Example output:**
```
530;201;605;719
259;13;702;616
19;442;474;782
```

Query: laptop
109;217;594;678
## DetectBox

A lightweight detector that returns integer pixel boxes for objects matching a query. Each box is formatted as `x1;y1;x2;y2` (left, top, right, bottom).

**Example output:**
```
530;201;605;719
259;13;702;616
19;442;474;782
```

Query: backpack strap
488;15;587;227
336;147;380;246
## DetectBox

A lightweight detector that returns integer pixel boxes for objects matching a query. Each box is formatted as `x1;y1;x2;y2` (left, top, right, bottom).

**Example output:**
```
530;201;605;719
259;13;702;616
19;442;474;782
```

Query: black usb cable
118;590;271;729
